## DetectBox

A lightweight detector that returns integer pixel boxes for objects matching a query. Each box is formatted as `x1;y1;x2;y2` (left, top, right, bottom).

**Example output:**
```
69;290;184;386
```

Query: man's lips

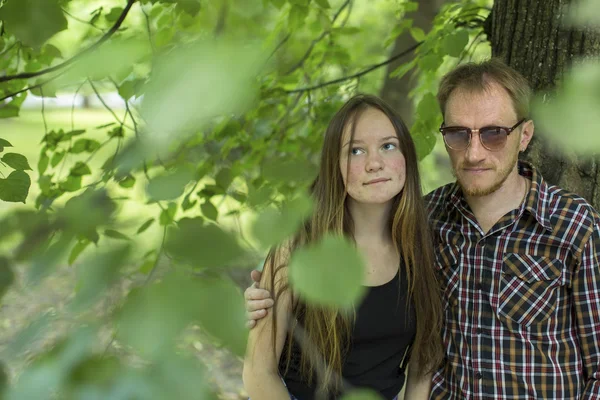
463;167;492;173
364;178;390;185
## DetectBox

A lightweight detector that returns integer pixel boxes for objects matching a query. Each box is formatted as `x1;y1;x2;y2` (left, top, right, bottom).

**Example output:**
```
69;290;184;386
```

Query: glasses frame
439;118;526;151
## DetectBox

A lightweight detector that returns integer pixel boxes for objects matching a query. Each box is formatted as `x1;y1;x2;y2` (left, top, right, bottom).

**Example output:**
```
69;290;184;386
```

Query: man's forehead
445;84;517;123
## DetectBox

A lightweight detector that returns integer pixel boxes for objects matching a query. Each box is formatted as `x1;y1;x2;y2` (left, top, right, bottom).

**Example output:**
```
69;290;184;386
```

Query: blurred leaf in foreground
141;39;264;150
0;0;67;50
532;61;600;154
252;194;313;248
166;217;245;268
289;234;365;308
117;272;246;359
567;0;600;27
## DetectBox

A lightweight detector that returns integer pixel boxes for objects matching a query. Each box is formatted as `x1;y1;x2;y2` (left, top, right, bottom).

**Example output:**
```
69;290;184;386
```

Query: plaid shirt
425;162;600;399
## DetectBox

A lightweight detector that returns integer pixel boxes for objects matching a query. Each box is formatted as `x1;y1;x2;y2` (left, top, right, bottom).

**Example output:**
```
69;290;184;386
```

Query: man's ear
519;119;534;152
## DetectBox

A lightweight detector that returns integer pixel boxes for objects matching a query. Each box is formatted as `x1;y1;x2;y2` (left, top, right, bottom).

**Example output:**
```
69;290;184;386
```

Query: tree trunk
380;0;445;125
486;0;600;207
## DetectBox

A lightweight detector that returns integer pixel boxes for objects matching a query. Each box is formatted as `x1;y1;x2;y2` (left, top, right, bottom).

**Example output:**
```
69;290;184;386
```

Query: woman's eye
350;148;364;155
382;143;397;151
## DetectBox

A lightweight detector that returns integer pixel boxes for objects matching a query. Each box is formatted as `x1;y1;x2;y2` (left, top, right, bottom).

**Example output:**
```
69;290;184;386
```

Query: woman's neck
348;199;393;245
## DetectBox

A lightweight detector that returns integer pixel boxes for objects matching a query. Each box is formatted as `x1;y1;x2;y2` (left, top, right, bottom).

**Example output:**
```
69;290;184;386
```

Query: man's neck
464;168;528;234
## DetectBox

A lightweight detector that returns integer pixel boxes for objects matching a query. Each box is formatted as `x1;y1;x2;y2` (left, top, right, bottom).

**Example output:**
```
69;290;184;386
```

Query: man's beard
453;150;519;197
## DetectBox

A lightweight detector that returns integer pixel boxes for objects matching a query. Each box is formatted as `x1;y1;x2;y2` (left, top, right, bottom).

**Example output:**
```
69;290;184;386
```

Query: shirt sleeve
573;221;600;399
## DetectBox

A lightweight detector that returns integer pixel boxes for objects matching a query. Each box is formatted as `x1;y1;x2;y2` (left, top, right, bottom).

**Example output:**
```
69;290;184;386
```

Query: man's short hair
437;58;532;120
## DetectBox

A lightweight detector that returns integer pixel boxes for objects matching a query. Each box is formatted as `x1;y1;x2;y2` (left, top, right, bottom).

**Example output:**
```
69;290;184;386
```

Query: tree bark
380;0;445;125
486;0;600;207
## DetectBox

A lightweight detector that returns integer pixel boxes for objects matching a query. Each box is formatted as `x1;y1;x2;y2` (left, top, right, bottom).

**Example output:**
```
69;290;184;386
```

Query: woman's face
339;107;406;206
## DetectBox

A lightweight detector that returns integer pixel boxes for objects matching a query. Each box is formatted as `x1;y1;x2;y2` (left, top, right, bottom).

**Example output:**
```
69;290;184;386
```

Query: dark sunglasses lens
480;127;508;150
443;129;470;149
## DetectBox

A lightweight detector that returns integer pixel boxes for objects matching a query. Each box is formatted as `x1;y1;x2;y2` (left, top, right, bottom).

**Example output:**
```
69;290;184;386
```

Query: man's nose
465;132;486;163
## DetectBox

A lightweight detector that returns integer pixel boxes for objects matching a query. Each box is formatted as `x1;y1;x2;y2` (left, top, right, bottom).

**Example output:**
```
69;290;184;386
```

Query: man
244;59;600;398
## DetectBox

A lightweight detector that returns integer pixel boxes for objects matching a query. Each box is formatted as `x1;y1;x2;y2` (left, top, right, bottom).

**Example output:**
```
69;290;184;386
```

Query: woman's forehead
341;108;397;143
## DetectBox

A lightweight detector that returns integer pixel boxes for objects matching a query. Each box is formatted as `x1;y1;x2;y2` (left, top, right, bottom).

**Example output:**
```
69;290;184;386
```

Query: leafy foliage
0;0;495;397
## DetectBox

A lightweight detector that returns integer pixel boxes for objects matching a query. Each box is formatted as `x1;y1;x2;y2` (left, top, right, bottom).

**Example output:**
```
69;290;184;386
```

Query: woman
243;94;442;400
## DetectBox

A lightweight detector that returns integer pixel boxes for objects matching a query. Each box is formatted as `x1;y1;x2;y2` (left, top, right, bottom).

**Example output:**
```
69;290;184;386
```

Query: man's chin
458;179;498;197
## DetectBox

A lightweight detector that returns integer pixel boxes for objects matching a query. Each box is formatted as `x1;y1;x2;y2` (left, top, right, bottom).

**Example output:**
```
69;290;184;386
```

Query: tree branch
62;8;104;32
0;0;137;83
285;0;351;75
283;41;422;94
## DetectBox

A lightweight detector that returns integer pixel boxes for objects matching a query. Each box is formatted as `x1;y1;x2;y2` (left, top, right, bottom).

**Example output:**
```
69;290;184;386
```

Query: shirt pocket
436;243;461;309
497;253;564;327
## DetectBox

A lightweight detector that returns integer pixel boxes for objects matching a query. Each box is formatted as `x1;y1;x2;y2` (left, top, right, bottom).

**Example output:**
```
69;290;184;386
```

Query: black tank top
279;266;416;400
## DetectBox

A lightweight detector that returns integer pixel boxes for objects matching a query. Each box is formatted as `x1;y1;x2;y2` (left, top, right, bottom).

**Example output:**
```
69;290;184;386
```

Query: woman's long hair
264;94;443;394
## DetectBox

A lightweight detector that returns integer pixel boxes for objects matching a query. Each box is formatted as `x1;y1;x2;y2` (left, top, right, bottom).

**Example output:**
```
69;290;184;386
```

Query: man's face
443;82;533;197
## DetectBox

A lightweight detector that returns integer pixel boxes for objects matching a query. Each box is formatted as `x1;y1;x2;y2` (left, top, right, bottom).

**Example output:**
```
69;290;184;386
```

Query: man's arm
243;253;291;399
245;269;274;328
573;222;600;398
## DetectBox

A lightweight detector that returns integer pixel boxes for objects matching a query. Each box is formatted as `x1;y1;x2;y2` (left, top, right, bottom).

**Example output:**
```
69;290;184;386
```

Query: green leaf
147;169;194;201
288;5;309;31
0;105;19;118
140;41;263;149
50;151;65;167
38;151;49;175
159;203;178;226
0;0;68;50
269;0;286;9
409;27;426;42
118;174;136;189
181;194;197;211
0;170;30;203
0;138;13;148
340;389;384;400
104;229;130;241
262;156;317;184
289;234;366;308
193;276;248;357
568;0;600;27
415;92;440;121
441;29;469;58
418;53;443;71
252;195;313;248
70;161;92;177
68;240;90;266
200;200;218;221
2;153;32;170
71;139;101;154
166;218;244;268
118;78;145;101
314;0;330;8
532;61;600;154
72;245;130;311
60;176;82;192
108;126;124;138
105;7;123;23
137;218;155;234
0;257;14;302
390;59;416;79
404;1;418;12
175;0;202;16
215;167;233;190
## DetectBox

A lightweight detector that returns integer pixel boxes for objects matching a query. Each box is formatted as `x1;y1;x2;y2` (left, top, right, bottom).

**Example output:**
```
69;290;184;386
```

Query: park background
0;0;598;399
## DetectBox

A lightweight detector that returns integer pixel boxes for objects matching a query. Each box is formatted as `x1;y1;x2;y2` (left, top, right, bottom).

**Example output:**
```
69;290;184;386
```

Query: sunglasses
439;118;526;151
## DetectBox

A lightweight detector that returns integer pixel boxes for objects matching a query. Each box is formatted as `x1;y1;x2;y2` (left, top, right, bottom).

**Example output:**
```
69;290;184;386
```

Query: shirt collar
519;161;553;231
445;161;553;231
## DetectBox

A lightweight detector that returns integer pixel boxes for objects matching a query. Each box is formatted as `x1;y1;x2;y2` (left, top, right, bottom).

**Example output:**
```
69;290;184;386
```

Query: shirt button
475;372;483;380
